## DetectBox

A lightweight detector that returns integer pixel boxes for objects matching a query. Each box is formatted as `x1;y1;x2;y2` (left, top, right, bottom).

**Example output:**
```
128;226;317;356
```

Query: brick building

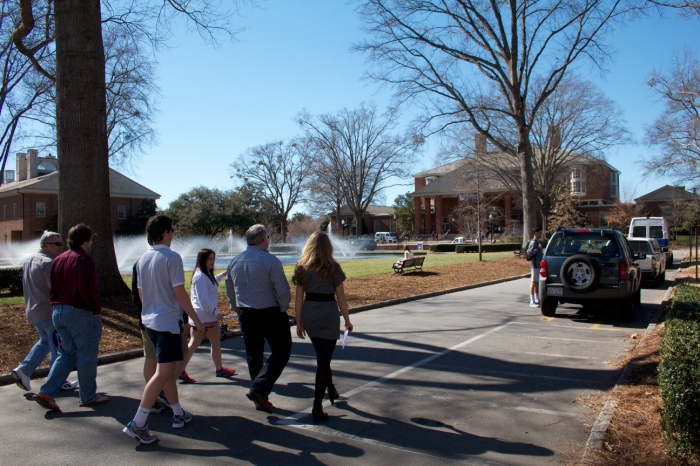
329;205;396;237
412;137;621;235
0;150;160;244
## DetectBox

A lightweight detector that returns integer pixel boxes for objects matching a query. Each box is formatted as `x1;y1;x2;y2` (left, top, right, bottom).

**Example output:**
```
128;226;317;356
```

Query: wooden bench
513;247;526;257
392;256;425;274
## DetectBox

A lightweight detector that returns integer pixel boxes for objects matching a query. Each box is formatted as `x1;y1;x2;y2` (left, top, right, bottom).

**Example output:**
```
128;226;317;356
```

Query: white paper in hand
342;328;349;349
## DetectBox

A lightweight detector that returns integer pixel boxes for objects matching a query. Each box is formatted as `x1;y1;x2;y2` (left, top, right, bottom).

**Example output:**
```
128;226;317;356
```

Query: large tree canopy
356;0;634;245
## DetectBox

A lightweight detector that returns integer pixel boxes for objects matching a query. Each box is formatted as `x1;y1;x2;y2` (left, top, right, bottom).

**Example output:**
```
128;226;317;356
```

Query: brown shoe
246;391;272;413
33;393;61;411
79;394;110;407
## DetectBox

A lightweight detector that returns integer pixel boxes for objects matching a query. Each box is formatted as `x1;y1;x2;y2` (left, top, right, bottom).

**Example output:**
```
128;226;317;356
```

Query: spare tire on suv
560;254;601;293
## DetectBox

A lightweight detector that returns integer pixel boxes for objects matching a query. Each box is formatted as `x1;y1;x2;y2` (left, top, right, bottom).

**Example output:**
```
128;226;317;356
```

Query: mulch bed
0;256;530;375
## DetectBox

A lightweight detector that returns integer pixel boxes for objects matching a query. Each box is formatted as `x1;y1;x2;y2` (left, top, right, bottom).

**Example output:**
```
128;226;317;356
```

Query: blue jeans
17;318;59;376
40;305;102;403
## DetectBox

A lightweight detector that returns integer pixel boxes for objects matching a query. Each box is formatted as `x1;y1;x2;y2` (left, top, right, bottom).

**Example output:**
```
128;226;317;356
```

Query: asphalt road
0;255;682;466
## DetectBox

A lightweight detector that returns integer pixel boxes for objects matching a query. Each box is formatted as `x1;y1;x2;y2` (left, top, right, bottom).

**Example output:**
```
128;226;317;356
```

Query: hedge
659;284;700;461
432;243;521;253
0;267;23;295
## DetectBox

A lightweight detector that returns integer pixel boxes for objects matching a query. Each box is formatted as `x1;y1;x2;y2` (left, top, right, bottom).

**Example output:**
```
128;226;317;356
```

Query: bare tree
647;0;700;16
231;139;312;242
299;104;420;238
356;0;633;246
644;48;700;185
13;0;247;296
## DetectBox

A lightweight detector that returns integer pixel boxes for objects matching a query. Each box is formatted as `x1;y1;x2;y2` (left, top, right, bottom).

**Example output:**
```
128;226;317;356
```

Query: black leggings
310;337;337;404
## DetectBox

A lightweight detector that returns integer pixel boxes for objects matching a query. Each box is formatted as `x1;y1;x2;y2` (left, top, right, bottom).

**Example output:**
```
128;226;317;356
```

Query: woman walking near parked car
293;231;353;423
181;249;236;379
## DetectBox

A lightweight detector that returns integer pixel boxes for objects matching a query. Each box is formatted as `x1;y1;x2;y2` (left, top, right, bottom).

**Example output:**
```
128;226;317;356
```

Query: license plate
547;287;563;297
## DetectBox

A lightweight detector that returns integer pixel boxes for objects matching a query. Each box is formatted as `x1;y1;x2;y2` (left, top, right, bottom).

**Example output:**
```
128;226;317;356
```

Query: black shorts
146;326;184;364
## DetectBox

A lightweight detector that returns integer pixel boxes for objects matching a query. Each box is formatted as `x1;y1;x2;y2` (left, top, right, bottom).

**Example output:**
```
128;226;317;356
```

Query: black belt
305;293;336;302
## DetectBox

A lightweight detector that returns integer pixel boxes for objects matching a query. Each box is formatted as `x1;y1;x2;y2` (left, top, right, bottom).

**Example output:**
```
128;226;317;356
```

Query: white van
374;232;397;243
628;217;673;263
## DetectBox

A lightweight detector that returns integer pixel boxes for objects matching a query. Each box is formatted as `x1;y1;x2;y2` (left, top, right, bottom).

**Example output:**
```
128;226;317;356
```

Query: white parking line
424;363;599;384
277;323;513;426
466;346;607;361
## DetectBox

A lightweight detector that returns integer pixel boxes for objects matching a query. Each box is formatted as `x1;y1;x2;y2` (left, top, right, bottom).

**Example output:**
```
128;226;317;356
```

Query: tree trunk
55;0;127;297
355;213;362;238
335;201;341;237
518;133;537;248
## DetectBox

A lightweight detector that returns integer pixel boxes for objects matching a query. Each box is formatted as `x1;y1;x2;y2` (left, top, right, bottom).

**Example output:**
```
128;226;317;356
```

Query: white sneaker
61;380;78;391
529;302;538;308
11;367;30;391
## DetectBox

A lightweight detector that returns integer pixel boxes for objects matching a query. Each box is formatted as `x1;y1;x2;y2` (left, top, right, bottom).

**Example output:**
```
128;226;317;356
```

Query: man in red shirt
33;224;109;411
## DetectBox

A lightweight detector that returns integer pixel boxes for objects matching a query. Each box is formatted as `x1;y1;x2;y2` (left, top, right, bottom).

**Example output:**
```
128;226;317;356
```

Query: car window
651;240;661;253
546;233;620;257
618;233;634;260
628;241;653;254
650;226;664;239
632;226;647;237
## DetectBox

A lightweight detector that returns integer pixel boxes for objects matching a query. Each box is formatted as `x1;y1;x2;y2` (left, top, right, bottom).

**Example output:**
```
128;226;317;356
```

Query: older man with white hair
12;231;77;392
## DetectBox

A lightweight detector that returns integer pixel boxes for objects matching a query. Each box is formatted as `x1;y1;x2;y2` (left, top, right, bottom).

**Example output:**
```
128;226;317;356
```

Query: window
628;241;653;254
649;226;664;239
2;205;6;220
610;172;619;198
390;219;396;233
13;203;17;218
36;202;45;218
118;205;126;220
570;167;586;195
374;219;381;232
600;212;609;227
633;226;646;237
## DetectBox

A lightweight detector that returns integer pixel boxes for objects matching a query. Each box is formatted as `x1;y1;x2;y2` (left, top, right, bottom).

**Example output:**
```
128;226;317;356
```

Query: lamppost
341;219;346;237
489;213;493;243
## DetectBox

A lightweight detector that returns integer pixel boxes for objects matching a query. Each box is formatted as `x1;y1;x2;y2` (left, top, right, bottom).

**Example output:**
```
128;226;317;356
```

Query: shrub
430;243;521;253
0;267;23;295
659;284;700;461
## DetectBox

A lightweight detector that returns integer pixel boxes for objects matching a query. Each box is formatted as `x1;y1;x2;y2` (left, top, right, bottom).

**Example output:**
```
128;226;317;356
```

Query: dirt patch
577;324;697;466
1;256;529;375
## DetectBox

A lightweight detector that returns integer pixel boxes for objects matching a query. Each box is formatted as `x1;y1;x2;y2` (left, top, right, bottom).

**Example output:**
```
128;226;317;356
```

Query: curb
579;254;684;463
0;272;530;387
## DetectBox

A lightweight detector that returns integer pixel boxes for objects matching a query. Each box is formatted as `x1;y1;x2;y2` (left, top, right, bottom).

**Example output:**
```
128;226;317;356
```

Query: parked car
451;237;471;244
375;232;397;243
629;216;673;263
538;228;643;320
352;238;377;251
627;238;667;286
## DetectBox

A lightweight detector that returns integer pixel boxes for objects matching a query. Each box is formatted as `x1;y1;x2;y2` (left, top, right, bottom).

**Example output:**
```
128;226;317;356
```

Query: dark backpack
524;240;538;261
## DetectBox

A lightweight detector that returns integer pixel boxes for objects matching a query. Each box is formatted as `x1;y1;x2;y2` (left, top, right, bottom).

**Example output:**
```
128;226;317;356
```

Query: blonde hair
292;231;340;287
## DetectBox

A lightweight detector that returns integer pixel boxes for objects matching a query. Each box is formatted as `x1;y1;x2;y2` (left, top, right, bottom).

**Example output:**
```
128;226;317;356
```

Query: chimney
16;152;27;181
475;134;487;156
548;125;561;151
27;149;39;179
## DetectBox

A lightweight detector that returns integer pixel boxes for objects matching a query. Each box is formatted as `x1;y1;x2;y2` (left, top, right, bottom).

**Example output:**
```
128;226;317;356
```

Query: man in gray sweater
11;231;77;392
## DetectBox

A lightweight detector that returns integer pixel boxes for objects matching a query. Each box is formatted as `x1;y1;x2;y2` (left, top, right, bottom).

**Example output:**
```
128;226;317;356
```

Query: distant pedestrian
33;224;107;411
12;232;77;393
123;215;205;444
526;228;544;307
181;249;235;378
293;232;353;423
226;224;291;414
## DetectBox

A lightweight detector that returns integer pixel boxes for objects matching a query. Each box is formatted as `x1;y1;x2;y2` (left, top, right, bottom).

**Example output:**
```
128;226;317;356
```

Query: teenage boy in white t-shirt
123;215;205;444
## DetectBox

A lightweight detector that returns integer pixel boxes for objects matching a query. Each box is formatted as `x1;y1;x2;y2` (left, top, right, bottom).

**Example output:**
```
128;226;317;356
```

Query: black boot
328;384;340;406
312;402;328;423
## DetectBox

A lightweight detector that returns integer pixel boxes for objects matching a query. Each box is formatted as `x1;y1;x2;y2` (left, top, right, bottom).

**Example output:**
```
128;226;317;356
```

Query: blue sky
115;1;699;210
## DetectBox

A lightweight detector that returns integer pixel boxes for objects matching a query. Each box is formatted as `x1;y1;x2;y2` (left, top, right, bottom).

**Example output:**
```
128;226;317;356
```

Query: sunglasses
45;242;63;247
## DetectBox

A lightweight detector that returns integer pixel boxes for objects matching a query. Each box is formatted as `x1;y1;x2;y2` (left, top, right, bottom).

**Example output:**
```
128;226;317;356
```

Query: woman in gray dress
293;231;353;423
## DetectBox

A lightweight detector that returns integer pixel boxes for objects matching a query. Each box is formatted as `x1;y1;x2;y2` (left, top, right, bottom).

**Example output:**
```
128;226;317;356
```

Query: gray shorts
530;266;540;282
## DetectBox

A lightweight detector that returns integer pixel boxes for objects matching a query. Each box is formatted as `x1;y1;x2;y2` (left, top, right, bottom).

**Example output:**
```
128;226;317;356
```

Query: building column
435;195;443;236
413;196;421;236
504;191;512;229
423;197;432;234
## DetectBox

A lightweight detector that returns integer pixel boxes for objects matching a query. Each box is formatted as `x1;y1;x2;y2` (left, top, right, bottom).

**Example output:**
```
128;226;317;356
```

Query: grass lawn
0;251;516;307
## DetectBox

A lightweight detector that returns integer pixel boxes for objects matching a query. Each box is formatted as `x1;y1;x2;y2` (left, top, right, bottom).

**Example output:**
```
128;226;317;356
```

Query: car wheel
540;298;557;317
618;298;635;321
659;270;666;283
560;254;601;293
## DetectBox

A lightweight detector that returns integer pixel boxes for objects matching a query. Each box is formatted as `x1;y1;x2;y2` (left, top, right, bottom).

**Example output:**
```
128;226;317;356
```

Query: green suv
538;228;643;320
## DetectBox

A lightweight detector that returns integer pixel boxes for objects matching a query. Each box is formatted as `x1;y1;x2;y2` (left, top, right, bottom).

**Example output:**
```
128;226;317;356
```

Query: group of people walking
12;216;354;445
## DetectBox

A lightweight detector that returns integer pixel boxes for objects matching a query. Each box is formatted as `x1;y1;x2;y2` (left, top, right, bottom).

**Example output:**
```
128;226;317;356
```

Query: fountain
326;221;359;258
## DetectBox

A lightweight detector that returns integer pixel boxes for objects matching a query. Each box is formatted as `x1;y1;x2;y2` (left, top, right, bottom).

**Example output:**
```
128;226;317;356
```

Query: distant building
411;135;621;235
634;185;700;218
0;149;160;243
329;205;396;236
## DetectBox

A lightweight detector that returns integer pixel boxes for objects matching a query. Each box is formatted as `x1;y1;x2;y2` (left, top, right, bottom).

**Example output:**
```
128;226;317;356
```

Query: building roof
0;168;160;200
330;205;395;216
635;185;699;203
412;161;508;197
